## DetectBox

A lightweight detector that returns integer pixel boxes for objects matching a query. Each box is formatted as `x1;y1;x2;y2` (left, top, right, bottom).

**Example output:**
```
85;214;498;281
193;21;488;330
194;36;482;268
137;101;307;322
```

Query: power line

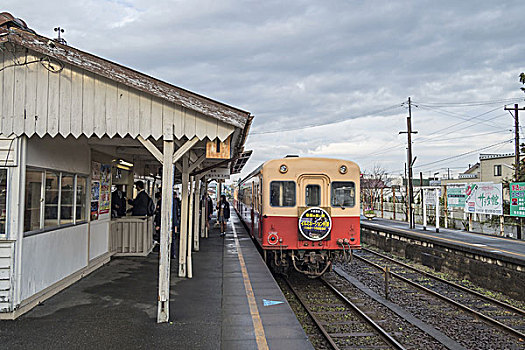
413;139;513;170
386;139;513;174
413;97;524;107
250;103;404;135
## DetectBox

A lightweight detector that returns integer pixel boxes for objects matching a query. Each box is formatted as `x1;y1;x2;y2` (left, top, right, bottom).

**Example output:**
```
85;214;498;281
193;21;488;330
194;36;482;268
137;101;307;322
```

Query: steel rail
320;277;407;350
282;277;340;350
361;248;525;317
354;253;525;340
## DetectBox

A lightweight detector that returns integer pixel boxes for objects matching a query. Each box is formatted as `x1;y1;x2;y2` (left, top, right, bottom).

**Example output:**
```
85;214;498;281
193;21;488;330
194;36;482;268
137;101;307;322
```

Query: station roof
0;12;253;176
0;12;252;144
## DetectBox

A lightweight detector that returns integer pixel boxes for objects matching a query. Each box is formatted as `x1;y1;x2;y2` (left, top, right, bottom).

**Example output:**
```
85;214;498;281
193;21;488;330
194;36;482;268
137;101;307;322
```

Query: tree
360;165;388;211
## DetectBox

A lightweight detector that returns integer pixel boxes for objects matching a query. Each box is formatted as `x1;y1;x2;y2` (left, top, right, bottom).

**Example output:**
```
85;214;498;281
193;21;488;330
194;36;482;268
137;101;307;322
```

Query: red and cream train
234;156;361;277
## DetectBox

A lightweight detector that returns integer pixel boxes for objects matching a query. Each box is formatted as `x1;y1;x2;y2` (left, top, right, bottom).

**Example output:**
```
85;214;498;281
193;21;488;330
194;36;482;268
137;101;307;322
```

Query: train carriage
235;156;361;277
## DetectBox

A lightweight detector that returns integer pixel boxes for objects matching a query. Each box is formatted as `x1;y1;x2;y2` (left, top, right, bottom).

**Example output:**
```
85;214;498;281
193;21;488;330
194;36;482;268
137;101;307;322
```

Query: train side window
270;181;296;207
331;182;355;207
305;184;320;206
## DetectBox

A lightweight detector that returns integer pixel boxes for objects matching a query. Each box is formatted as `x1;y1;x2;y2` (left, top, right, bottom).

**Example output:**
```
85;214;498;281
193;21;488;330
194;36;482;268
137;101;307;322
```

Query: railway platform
361;216;525;264
0;213;312;350
361;216;525;300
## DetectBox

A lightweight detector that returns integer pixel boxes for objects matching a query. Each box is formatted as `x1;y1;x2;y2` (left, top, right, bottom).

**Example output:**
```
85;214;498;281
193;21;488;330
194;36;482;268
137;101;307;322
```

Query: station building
0;13;252;321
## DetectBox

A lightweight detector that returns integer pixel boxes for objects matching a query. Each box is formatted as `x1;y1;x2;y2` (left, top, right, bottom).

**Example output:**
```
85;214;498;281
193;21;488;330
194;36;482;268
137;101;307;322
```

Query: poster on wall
446;183;466;208
464;182;502;215
99;164;111;214
91;162;101;220
510;182;525;217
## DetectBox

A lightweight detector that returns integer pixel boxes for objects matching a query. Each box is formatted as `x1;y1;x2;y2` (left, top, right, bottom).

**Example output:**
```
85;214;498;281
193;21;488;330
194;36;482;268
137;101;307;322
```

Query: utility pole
400;97;418;229
505;104;525;239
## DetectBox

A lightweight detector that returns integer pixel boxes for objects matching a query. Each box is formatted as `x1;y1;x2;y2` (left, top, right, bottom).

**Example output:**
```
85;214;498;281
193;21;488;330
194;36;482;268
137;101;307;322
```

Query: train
234;156;361;277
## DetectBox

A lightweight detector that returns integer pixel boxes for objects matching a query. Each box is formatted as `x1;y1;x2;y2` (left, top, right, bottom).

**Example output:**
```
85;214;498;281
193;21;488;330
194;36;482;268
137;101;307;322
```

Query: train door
298;175;330;207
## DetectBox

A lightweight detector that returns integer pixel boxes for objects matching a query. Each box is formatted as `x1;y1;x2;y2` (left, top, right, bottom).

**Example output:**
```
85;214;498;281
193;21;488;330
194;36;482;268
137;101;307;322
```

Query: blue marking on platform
263;299;285;307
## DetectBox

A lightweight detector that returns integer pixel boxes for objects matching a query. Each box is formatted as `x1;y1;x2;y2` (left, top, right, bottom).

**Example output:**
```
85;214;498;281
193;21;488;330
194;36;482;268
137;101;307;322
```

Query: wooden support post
435;189;440;233
444;186;448;229
393;187;396;221
179;155;190;277
157;140;174;323
381;188;384;218
468;213;472;232
194;175;202;251
422;188;427;230
201;177;207;238
187;176;195;278
500;215;504;236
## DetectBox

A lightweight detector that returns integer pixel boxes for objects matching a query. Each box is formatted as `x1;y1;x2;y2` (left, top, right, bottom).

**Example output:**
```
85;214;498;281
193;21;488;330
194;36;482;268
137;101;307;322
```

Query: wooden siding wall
0;136;17;166
0;48;234;141
0;241;14;312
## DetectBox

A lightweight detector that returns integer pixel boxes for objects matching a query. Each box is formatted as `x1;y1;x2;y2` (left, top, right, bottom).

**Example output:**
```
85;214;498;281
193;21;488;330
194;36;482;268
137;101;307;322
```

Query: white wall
20;224;88;301
89;219;109;261
26;136;90;174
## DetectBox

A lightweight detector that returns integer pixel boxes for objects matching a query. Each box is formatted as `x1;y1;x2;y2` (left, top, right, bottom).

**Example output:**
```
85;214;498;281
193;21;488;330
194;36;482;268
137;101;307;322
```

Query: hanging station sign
207;168;230;180
464;182;502;215
298;207;332;241
446;183;466;208
510;182;525;217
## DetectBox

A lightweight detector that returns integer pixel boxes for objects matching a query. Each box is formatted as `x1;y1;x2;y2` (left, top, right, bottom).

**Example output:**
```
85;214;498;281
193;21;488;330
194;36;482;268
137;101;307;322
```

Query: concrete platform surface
0;212;312;349
362;216;525;264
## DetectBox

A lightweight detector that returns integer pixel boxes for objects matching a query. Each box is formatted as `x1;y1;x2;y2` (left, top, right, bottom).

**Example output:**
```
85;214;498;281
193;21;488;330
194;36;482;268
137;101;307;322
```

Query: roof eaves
1;27;250;129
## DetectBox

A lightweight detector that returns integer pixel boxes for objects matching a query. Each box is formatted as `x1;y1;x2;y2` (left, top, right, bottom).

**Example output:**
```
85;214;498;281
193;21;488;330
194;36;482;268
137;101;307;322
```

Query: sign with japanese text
446;183;466;208
424;189;436;206
298;207;332;241
464;182;502;215
510;182;525;217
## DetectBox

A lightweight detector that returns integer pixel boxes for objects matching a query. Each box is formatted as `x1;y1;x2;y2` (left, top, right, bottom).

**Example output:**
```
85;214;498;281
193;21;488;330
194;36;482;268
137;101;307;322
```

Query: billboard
446;183;466;208
464;182;502;215
510;182;525;217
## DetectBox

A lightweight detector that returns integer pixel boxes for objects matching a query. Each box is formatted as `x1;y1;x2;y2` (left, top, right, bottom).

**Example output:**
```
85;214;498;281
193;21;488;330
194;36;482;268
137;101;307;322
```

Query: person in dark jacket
111;185;126;217
217;194;230;237
128;181;150;216
153;192;162;242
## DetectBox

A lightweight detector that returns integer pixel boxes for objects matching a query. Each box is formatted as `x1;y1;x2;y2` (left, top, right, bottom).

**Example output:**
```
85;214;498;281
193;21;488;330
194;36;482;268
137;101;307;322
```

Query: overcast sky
5;1;525;180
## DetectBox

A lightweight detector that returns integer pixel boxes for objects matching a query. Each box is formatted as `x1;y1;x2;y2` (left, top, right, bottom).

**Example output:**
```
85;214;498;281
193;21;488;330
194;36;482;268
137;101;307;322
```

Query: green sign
446;184;466;208
510;182;525;217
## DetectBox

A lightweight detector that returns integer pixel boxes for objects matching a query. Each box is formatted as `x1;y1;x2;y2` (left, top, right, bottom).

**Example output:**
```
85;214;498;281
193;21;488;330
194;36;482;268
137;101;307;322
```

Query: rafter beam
188;153;206;173
137;136;163;164
173;137;199;164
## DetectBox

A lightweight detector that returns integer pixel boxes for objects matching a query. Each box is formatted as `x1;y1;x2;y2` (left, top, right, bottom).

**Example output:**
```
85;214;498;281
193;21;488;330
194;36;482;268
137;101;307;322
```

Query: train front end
261;158;361;277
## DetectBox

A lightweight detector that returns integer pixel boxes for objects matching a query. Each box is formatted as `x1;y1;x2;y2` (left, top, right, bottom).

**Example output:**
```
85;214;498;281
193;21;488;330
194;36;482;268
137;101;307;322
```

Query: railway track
353;248;525;341
282;274;406;350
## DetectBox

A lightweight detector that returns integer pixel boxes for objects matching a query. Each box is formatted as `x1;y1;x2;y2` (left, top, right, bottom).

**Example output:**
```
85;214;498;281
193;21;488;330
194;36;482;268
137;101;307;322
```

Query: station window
24;168;88;234
270;181;296;207
305;184;320;206
494;165;502;176
24;170;43;232
331;182;355;208
0;169;7;235
44;171;60;228
76;176;87;222
60;174;75;224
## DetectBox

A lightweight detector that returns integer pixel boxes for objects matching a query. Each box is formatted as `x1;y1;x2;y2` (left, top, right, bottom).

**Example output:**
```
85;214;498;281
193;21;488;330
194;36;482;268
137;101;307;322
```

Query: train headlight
268;233;279;245
339;165;347;174
279;164;288;173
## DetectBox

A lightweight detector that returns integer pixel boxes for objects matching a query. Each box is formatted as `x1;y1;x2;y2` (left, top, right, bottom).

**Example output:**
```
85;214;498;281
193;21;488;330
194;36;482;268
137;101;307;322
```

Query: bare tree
361;164;388;212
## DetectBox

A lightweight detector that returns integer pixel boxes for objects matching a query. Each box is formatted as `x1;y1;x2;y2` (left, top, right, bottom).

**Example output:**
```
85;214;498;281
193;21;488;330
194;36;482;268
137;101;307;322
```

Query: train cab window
331;182;355;207
270;181;296;207
305;184;320;206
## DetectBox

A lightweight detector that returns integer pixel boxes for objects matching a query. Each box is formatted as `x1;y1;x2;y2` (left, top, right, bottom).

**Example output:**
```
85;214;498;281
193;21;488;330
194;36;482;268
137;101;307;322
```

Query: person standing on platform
111;185;126;217
206;193;214;232
153;192;162;243
128;181;153;216
171;191;181;259
217;194;230;237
